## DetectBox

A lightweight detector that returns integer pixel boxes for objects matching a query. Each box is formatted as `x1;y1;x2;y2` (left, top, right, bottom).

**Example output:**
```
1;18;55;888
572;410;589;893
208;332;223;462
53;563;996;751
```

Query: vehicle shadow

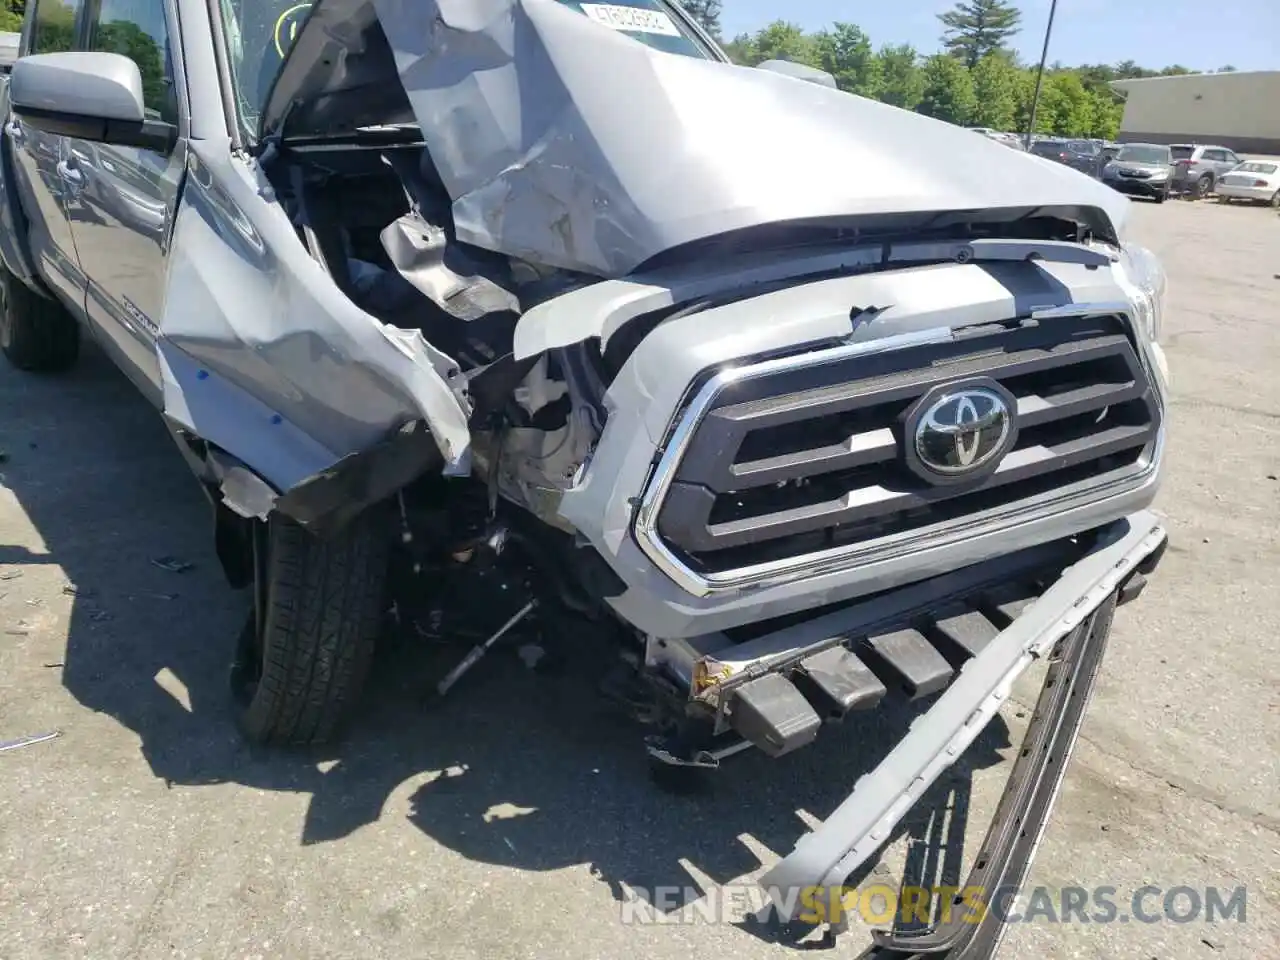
0;342;1012;950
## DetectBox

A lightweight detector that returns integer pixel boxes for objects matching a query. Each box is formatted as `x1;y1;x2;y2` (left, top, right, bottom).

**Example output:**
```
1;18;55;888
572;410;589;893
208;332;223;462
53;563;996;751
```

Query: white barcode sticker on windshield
579;3;682;37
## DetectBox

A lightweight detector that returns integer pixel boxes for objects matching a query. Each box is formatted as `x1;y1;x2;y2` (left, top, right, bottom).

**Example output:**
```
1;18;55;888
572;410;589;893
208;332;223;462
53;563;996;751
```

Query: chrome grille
650;316;1160;577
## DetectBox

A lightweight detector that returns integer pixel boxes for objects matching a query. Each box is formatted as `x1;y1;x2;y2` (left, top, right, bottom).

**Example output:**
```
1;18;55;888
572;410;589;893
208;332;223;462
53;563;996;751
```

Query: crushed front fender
156;141;473;503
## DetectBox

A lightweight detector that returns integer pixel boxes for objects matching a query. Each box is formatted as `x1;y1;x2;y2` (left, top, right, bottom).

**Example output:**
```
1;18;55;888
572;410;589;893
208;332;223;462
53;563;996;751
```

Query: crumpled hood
267;0;1129;278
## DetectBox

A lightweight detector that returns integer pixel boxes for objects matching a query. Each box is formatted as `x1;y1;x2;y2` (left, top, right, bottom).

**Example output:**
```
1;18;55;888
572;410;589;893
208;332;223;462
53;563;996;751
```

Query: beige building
1110;71;1280;154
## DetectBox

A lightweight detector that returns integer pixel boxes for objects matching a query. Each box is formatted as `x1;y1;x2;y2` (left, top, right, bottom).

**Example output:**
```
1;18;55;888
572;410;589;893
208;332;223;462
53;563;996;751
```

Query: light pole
1024;0;1059;148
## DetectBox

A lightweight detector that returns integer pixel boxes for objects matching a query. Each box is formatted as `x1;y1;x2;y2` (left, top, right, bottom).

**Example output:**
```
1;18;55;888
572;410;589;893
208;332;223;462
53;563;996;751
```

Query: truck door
61;0;184;405
5;0;88;312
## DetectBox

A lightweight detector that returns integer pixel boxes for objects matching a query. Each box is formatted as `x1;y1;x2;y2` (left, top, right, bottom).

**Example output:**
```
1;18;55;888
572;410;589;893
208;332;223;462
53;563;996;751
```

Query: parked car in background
1030;138;1102;177
0;31;18;74
1170;144;1241;198
968;126;1024;150
1101;143;1174;202
1213;160;1280;206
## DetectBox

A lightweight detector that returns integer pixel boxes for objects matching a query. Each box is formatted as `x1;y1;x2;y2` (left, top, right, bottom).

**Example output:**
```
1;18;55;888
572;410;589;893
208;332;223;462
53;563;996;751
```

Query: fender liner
274;419;443;539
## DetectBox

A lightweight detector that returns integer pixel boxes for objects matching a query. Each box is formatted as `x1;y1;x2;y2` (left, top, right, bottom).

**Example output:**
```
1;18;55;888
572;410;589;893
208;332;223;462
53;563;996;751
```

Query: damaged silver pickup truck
0;0;1169;946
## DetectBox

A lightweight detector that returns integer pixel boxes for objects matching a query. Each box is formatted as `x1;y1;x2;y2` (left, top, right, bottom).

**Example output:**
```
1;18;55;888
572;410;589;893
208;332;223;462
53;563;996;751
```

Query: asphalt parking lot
1;198;1277;960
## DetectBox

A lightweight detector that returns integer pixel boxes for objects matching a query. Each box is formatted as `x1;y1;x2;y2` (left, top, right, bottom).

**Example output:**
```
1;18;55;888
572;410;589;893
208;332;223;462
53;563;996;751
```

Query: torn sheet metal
156;141;473;495
376;149;522;322
380;213;521;321
269;0;1128;278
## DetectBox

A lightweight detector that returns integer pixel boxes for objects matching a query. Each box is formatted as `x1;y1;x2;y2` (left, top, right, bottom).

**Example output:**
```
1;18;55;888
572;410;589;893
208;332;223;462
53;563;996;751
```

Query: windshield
1068;140;1097;155
1032;141;1066;154
1235;162;1277;174
1116;145;1172;164
218;0;713;132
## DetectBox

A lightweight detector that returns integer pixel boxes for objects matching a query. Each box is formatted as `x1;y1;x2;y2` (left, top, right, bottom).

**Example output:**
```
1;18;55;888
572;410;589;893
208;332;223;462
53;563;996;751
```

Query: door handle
55;160;83;188
4;120;23;146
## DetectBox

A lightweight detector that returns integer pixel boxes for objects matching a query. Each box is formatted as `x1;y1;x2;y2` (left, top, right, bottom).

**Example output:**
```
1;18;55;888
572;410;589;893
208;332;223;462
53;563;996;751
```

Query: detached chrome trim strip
633;303;1161;597
760;512;1169;916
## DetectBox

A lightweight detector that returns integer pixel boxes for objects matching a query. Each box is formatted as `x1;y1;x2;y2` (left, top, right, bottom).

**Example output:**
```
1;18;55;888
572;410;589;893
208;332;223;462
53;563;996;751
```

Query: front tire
0;263;79;372
232;511;389;745
1195;175;1213;200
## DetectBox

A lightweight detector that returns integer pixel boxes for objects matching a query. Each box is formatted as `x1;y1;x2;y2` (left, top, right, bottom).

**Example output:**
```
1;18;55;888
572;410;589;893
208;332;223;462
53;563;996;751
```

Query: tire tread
240;512;387;745
1;270;79;372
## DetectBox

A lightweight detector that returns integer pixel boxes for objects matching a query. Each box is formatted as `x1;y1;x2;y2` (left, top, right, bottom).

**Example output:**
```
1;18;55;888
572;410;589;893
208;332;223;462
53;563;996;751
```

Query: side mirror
9;52;174;152
755;59;838;90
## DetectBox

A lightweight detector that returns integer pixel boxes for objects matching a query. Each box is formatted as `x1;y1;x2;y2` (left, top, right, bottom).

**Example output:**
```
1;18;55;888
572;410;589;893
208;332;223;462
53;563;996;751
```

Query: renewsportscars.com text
618;883;1248;927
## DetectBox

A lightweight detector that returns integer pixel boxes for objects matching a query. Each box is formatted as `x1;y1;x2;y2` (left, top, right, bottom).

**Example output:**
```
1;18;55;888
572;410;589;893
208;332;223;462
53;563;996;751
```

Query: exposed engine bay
259;127;1166;767
268;134;1136;548
266;140;604;534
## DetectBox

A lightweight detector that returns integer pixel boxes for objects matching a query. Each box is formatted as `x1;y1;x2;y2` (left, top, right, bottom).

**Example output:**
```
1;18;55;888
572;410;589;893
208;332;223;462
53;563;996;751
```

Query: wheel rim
1197;177;1211;198
1271;191;1280;208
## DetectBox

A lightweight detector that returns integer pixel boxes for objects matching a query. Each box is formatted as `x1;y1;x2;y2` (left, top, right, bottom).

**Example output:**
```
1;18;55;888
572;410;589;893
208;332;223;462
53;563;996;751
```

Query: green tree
1011;66;1037;133
1089;88;1123;139
1038;72;1093;135
1075;63;1117;89
875;43;926;110
30;0;75;52
1159;64;1193;76
95;21;166;118
938;0;1022;69
917;53;978;125
0;8;20;30
677;0;722;39
724;21;819;68
1216;64;1238;72
970;54;1019;129
1114;60;1156;80
812;22;881;97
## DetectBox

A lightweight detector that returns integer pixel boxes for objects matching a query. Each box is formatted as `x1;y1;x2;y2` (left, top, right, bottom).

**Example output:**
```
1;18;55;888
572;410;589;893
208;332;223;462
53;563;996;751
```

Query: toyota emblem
905;380;1017;484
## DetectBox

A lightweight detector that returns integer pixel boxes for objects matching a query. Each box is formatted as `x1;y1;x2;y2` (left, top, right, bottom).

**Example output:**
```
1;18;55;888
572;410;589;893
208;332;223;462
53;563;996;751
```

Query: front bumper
1103;176;1168;198
760;510;1167;925
562;260;1166;641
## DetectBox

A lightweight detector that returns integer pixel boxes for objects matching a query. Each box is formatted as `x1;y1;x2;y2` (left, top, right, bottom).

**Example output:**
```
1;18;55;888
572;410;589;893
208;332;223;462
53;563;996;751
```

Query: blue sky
720;1;1278;72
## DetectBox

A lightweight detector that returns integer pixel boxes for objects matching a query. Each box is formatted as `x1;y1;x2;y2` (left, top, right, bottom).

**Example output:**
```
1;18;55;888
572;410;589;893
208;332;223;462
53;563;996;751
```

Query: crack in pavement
1003;695;1280;837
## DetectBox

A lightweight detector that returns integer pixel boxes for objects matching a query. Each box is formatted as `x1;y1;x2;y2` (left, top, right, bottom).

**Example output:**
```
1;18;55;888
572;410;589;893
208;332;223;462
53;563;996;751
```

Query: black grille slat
1015;379;1141;426
691;332;1131;437
654;317;1160;573
729;428;898;487
671;425;1149;553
